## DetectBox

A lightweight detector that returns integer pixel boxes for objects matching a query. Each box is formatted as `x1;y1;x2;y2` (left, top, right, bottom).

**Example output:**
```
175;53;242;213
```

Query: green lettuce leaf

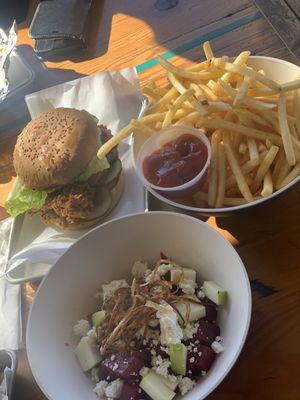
4;178;51;218
77;155;110;182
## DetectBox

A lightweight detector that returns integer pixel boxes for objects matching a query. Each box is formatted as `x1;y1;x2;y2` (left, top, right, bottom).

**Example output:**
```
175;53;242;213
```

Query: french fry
233;75;252;107
275;159;291;189
261;171;273;197
187;60;210;72
203;41;214;61
189;83;208;105
175;111;203;126
278;162;300;188
196;119;283;145
223;132;253;202
248;138;260;166
294;89;300;138
215;60;281;91
235;109;272;128
208;131;220;206
143;86;161;100
147;86;178;113
198;83;218;101
220;51;251;83
131;120;154;135
158;56;222;81
162;88;195;128
239;143;247;154
215;142;227;207
97;122;134;158
226;150;267;189
168;72;208;114
272;149;285;183
278;93;296;166
280;80;300;92
251;145;279;192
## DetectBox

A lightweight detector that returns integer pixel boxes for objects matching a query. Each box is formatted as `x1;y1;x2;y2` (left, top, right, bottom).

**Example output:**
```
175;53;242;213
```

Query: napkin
1;66;146;349
0;219;22;350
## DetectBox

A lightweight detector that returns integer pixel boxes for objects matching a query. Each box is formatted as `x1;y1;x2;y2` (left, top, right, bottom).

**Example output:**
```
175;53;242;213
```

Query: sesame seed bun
13;108;99;189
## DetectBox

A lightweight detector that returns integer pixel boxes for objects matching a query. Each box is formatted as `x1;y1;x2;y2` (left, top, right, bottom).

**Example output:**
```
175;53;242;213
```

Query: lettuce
77;155;109;182
4;178;50;218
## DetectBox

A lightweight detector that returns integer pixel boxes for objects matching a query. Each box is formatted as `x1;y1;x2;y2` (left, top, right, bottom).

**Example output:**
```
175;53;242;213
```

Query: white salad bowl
132;56;300;216
27;212;251;400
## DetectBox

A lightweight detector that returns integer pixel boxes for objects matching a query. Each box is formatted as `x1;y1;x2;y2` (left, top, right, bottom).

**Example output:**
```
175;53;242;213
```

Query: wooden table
0;1;299;399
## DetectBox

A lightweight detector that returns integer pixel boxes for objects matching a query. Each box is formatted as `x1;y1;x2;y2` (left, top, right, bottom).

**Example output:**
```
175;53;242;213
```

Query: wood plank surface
0;1;299;399
255;0;300;60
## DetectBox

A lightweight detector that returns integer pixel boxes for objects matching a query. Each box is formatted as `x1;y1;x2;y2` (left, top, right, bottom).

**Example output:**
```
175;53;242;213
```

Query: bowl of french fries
97;42;300;215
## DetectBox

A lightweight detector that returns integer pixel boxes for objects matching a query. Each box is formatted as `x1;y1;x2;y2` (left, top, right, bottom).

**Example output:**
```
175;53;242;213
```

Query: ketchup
143;133;208;188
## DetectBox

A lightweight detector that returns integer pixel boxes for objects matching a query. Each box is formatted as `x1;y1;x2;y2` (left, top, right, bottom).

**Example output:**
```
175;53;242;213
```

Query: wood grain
255;0;300;60
0;1;299;399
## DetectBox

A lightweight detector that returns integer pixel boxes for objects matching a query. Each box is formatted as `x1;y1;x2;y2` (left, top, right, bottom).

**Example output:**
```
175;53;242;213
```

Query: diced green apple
74;336;101;372
92;310;106;327
170;267;197;284
140;371;176;400
174;300;206;324
157;374;178;391
202;281;227;305
169;343;187;375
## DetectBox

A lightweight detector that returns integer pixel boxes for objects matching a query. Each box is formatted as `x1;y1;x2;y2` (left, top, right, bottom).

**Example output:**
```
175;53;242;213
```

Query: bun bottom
46;173;124;231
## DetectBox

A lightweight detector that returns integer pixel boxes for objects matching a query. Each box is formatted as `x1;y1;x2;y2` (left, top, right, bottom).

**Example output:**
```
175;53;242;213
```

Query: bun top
13;108;99;189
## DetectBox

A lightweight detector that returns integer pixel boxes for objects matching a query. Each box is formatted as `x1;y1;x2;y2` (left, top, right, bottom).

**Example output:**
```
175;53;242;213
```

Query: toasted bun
13;108;99;189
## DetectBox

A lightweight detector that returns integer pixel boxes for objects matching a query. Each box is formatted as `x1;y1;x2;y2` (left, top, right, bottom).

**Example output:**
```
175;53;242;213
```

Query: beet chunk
187;344;216;372
193;320;220;346
203;304;218;322
119;382;145;400
102;353;144;380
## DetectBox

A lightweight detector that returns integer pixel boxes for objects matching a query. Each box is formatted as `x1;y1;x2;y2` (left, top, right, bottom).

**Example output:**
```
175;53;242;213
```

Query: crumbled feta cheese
91;368;100;383
146;300;183;345
87;327;97;340
105;379;123;399
151;356;171;379
179;279;198;295
93;380;108;398
148;319;159;328
150;349;157;356
201;370;206;376
139;366;150;377
211;341;224;354
145;269;153;282
178;377;196;395
73;319;91;337
131;261;148;279
197;289;206;299
183;322;198;340
215;336;223;342
157;263;173;276
110;354;116;361
102;280;129;300
189;357;195;363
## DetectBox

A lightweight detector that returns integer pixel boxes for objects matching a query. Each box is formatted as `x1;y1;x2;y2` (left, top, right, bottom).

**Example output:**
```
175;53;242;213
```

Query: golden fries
97;41;300;208
278;94;296;166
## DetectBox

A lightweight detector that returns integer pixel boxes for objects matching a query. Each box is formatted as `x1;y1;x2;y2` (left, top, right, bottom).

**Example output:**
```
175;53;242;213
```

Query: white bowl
27;212;251;400
132;56;300;216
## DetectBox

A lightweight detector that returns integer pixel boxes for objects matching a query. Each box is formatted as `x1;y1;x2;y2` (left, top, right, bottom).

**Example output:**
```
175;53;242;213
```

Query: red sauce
143;133;208;188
